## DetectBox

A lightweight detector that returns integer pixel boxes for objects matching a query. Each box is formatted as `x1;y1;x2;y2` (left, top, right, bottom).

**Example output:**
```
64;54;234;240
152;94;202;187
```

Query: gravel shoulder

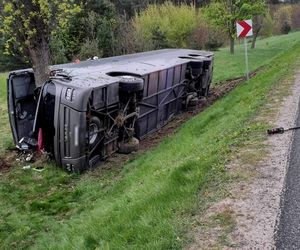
227;72;300;248
188;71;300;249
276;72;300;249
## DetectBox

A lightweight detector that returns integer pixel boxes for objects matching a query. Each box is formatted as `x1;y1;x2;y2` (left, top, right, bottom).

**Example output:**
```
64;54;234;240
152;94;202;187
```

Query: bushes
7;1;298;70
63;0;117;60
271;4;300;35
79;38;103;59
274;5;293;34
133;2;200;50
257;4;300;38
50;35;68;64
205;28;226;50
260;11;275;37
151;27;169;50
281;21;292;34
132;1;225;52
189;23;226;51
291;4;300;30
113;15;138;55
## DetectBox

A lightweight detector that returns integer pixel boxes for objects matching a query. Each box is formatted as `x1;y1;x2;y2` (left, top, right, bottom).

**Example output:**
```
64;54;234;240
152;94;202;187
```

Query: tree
65;0;117;59
113;15;138;55
110;0;212;17
251;15;264;49
205;0;266;54
0;35;28;71
0;0;80;86
0;7;28;71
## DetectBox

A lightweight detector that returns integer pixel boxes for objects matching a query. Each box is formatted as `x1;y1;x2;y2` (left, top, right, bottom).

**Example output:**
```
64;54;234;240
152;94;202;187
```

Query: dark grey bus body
7;49;214;172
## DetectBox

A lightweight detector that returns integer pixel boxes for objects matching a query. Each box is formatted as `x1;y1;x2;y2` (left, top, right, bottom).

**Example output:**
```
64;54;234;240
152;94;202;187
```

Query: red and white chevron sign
236;20;253;38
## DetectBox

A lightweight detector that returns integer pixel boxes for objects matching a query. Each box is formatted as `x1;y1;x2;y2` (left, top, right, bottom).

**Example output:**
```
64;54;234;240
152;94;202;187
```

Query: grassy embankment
213;32;300;82
0;32;300;249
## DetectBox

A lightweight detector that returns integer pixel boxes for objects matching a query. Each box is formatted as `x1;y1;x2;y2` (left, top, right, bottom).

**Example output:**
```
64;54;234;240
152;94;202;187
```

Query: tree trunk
251;25;262;49
229;36;235;54
29;38;50;87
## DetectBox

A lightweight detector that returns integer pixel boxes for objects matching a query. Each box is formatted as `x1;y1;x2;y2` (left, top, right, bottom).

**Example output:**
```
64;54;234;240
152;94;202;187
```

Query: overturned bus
7;49;214;172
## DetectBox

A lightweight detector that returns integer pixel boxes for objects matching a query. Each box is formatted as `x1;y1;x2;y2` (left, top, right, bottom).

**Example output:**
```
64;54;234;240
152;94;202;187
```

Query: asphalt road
276;100;300;250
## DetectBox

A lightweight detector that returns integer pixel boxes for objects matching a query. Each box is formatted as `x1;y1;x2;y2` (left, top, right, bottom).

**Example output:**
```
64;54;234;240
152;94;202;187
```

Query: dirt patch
0;149;51;173
0;156;11;172
187;70;300;249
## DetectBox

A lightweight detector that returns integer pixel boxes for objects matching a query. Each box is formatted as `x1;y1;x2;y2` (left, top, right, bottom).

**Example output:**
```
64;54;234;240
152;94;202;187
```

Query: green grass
0;73;13;153
0;32;300;249
213;32;300;82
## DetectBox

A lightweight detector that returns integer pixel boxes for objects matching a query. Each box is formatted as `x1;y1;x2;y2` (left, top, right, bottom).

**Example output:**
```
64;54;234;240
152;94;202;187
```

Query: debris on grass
22;165;31;170
32;166;45;172
25;154;34;162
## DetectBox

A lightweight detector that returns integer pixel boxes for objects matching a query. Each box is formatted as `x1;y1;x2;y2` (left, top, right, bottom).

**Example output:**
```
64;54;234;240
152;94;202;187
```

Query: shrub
260;11;275;37
50;35;68;64
79;39;103;60
188;22;226;51
273;5;292;35
64;0;117;59
113;15;139;55
291;4;300;30
205;28;226;50
281;21;291;34
188;23;209;50
133;2;199;50
151;26;169;49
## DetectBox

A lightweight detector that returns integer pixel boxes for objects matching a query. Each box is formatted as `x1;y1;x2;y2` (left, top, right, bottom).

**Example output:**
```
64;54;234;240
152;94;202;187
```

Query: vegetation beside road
1;1;300;73
0;32;300;249
214;31;300;82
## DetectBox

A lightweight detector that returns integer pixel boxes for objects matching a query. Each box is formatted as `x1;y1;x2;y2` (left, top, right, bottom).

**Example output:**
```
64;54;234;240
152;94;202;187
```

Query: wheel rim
89;123;98;145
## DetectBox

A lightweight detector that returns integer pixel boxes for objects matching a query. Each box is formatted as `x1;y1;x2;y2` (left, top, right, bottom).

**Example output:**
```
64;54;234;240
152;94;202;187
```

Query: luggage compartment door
7;72;37;144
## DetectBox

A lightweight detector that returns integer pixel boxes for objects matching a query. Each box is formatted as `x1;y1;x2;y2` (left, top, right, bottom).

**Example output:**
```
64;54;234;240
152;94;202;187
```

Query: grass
0;73;13;154
0;32;300;249
213;32;300;82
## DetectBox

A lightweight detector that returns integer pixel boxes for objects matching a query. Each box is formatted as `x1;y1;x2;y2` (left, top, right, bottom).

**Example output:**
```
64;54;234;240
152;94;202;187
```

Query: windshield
33;81;56;153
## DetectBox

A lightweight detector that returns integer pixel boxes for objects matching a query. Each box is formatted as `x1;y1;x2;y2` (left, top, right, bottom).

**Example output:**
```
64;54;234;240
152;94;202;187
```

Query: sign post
236;20;253;81
244;38;249;81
